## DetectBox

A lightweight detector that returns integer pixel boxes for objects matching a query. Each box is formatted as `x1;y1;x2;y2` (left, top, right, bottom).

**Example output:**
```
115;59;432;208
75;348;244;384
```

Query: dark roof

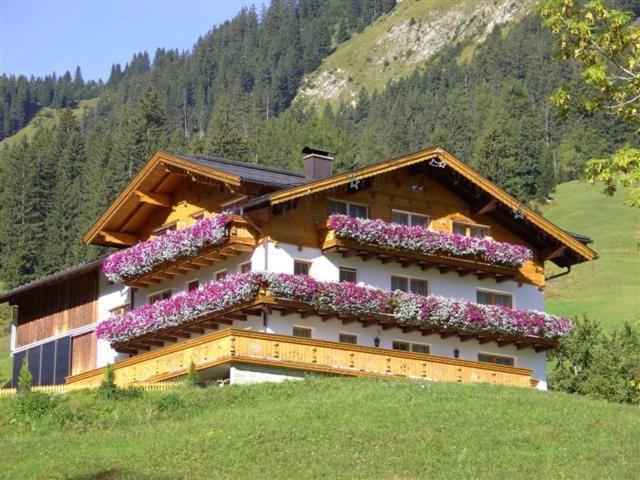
172;153;308;189
302;146;333;157
0;256;105;303
565;230;593;245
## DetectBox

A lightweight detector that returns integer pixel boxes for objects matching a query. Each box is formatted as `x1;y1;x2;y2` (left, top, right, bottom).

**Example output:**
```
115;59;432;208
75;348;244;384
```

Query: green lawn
543;181;640;329
1;376;638;479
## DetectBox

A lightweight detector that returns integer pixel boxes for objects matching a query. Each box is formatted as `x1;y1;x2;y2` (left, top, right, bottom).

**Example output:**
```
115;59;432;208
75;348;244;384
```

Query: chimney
302;146;334;181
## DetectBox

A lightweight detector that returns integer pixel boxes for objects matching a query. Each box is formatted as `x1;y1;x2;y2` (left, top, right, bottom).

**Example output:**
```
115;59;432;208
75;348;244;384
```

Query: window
293;326;312;338
339;267;357;283
294;260;311;276
452;221;489;238
339;333;358;344
109;304;131;316
240;262;252;274
392;210;430;228
477;290;513;308
153;222;177;237
478;353;514;367
329;200;369;219
11;335;71;387
216;270;227;281
187;280;200;292
149;289;172;305
392;341;430;354
391;276;428;296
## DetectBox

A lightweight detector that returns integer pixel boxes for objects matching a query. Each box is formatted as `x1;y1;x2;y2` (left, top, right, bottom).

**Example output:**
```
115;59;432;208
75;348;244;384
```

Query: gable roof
84;151;306;246
241;146;597;266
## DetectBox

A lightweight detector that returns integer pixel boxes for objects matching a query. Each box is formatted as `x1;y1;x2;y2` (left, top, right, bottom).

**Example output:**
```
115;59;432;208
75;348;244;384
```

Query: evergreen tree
204;94;249;160
186;360;200;386
17;358;32;392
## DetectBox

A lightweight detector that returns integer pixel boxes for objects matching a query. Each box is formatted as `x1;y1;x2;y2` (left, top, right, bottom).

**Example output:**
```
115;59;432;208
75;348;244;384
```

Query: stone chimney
302;147;334;181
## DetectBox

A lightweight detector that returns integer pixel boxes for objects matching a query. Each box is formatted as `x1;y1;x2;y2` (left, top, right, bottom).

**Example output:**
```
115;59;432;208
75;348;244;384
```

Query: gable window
149;289;172;305
452;221;489;238
339;267;357;284
294;260;311;276
215;270;227;281
339;333;358;345
477;289;513;308
329;200;369;219
187;280;200;292
478;353;514;367
153;222;177;237
391;276;428;296
239;262;252;274
391;210;430;228
293;326;312;338
392;341;430;354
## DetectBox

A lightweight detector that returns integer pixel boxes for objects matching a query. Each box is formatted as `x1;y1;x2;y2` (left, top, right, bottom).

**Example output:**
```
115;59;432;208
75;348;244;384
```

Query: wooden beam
135;190;171;208
182;326;205;334
200;322;220;330
172;331;191;338
459;334;476;342
401;259;417;268
496;275;514;283
401;326;418;333
438;266;457;274
300;310;315;319
141;339;164;347
534;345;554;352
475;272;493;280
541;245;566;261
478;337;494;345
516;343;530;350
219;247;240;257
360;320;377;328
101;230;137;246
232;244;255;253
470;198;497;216
157;335;178;343
214;318;233;325
457;269;473;277
280;308;296;317
421;328;436;336
382;324;396;331
497;340;513;347
440;332;457;339
420;263;435;271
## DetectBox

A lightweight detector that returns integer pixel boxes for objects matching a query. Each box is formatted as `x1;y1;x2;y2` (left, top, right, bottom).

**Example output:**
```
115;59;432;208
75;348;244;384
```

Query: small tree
186;360;200;387
96;363;117;398
17;358;32;393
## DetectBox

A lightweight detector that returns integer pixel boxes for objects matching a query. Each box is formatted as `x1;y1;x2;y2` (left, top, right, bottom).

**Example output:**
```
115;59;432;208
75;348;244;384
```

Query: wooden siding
71;331;97;376
67;329;536;388
262;168;545;286
15;270;98;347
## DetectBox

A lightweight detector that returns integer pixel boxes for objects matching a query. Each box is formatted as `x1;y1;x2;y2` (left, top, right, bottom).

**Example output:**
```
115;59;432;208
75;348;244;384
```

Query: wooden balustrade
67;329;536;388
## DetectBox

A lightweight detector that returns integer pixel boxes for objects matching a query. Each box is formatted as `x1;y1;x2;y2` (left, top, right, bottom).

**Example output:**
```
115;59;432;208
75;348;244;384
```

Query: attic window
391;210;430;228
452;221;489;239
329;200;368;219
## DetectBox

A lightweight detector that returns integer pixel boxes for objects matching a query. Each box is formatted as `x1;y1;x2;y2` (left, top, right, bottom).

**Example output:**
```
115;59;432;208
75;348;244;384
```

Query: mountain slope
544;182;640;329
295;0;536;109
1;377;638;479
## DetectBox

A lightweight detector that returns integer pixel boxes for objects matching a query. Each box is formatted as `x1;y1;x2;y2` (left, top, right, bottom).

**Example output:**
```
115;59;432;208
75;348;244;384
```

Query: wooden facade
15;269;98;347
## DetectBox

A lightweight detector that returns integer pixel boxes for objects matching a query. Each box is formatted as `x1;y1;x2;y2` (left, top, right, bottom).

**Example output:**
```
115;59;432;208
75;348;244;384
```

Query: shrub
96;364;118;399
15;391;56;417
186;360;200;387
17;358;32;392
549;318;640;404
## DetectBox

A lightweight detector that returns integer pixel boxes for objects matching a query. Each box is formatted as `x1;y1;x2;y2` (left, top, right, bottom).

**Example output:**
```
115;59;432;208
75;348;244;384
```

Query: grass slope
0;98;98;148
544;181;640;329
294;0;534;110
1;377;638;479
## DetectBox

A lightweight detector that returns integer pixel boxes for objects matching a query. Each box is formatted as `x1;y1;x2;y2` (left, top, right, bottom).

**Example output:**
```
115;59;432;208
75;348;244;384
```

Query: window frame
476;288;515;308
392;340;431;354
186;279;200;292
478;352;515;367
339;266;357;284
292;326;313;339
293;259;312;276
391;209;431;228
390;275;428;296
109;303;131;317
148;288;173;305
215;269;228;281
239;261;252;274
338;332;358;345
451;220;490;239
329;198;370;219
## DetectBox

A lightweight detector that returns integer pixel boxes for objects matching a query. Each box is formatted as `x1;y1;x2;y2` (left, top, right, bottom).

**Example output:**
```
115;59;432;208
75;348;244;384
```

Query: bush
15;391;57;417
186;360;200;387
549;318;640;404
17;358;32;392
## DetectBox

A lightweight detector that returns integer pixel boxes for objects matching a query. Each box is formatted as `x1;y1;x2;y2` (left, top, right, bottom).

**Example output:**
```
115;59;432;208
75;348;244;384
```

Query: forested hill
0;0;638;291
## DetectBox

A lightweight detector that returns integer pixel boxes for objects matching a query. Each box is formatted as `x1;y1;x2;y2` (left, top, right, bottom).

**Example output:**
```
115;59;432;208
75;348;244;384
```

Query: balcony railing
102;214;258;287
318;215;539;285
96;273;568;355
67;328;537;388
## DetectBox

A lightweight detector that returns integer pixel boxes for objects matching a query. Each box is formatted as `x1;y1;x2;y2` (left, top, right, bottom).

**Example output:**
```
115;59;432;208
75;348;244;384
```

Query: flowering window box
320;215;535;282
97;273;570;348
102;213;257;285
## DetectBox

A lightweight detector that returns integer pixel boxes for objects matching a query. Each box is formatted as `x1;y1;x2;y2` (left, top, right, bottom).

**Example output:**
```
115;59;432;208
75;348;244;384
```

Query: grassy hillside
0;98;98;148
294;0;535;110
544;181;640;329
1;376;638;479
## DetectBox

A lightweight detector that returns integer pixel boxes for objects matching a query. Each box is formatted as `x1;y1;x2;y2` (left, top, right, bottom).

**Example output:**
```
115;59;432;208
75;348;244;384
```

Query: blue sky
1;0;258;81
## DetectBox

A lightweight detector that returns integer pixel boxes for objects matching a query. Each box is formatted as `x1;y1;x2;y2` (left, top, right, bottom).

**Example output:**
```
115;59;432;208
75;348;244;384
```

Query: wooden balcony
126;215;259;288
318;221;537;286
66;328;537;388
107;295;556;356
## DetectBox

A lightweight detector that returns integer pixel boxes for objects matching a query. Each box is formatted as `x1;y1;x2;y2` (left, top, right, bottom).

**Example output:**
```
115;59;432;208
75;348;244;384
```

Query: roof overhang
84;151;242;247
244;146;597;266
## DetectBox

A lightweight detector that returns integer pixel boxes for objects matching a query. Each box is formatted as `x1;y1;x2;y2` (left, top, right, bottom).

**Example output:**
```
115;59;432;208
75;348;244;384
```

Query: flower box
102;212;233;284
327;214;533;268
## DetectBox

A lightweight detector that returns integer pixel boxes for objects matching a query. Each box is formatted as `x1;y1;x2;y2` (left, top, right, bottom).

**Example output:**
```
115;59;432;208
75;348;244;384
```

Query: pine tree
186;360;200;386
204;94;249;160
17;358;32;392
